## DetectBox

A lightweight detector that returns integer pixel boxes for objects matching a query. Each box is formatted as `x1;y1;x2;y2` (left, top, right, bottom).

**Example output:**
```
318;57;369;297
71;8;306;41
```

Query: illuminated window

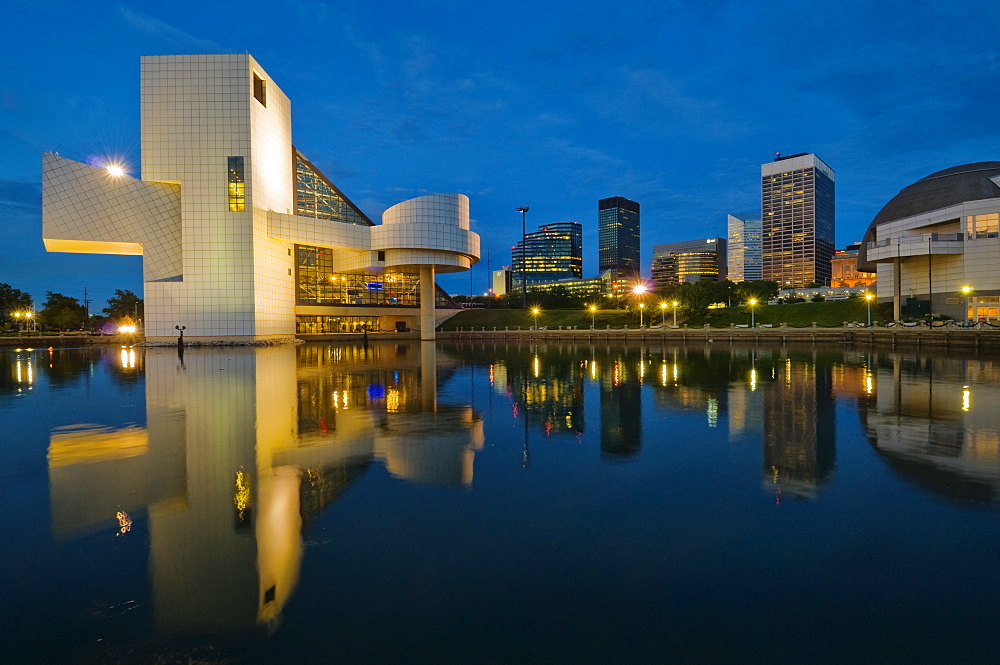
967;213;999;239
253;73;266;106
227;157;245;211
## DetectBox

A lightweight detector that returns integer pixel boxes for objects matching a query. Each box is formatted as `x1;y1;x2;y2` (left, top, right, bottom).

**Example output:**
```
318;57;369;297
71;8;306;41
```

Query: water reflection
46;342;483;638
859;355;1000;501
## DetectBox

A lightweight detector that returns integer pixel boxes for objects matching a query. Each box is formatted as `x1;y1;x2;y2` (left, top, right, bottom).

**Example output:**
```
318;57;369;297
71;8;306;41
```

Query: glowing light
590;361;598;380
632;284;647;295
661;362;668;386
750;368;758;391
962;386;971;412
116;511;132;535
386;388;400;412
865;293;874;301
865;373;874;395
234;471;251;522
118;324;137;334
962;286;972;295
106;164;125;177
533;355;540;378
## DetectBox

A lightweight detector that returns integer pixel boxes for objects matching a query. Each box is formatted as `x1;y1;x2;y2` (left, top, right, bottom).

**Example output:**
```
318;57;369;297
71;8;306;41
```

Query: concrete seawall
438;326;1000;350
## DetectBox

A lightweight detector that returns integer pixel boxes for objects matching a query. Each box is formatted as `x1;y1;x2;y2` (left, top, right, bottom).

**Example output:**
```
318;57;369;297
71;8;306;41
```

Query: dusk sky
2;1;998;307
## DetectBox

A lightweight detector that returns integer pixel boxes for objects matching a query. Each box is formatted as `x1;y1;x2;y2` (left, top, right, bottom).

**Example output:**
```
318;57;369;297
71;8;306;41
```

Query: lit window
228;157;245;211
967;213;999;239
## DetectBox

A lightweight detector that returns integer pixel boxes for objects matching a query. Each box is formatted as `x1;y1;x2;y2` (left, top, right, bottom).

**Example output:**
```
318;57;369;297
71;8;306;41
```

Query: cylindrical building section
373;194;480;340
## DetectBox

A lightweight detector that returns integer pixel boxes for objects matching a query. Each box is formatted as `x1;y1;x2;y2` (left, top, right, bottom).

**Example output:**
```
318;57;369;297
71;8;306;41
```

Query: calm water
2;340;1000;664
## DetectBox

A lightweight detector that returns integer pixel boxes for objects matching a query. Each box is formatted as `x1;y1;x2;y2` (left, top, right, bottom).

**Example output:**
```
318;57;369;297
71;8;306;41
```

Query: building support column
420;341;437;412
420;265;436;340
893;257;902;321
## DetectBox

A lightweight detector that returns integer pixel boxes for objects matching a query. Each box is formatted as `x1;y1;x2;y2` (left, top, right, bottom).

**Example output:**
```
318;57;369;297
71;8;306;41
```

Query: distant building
511;222;583;287
761;153;835;288
830;244;876;288
651;238;727;287
858;161;1000;321
524;271;613;301
727;212;762;282
492;267;512;296
598;196;640;278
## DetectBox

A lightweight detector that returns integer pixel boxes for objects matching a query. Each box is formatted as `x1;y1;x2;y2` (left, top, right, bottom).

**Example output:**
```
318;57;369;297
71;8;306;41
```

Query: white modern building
42;54;479;342
727;212;762;282
858;162;1000;321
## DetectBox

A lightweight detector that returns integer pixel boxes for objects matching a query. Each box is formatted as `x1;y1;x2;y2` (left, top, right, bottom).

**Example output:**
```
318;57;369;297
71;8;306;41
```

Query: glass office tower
511;222;583;286
727;212;762;282
598;196;640;278
761;154;835;288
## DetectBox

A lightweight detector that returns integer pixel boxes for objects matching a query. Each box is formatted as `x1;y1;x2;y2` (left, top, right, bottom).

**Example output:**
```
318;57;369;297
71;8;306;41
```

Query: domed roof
858;162;1000;270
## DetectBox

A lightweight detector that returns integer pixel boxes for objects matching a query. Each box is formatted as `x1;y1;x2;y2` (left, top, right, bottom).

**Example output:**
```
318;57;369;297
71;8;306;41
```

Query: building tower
761;154;835;288
650;238;727;287
727;212;762;282
511;222;583;287
598;196;640;278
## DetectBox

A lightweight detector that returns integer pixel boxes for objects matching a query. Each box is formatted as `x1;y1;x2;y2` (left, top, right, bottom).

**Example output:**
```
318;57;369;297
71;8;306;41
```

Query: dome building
858;162;1000;321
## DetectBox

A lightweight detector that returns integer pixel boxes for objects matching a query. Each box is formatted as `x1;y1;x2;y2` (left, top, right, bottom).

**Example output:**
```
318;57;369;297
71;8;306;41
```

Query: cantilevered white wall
42;54;479;341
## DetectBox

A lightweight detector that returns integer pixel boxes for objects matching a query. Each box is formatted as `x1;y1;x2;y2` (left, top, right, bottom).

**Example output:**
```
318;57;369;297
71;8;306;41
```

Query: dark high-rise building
761;154;835;288
511;222;583;286
598;196;640;278
650;238;727;287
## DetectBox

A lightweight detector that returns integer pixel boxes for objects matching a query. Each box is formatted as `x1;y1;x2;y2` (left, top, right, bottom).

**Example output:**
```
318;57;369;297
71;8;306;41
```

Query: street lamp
516;206;529;309
672;301;679;327
660;302;667;326
864;292;874;327
638;302;645;328
589;305;597;329
962;286;973;324
532;307;540;330
748;298;757;328
25;312;33;334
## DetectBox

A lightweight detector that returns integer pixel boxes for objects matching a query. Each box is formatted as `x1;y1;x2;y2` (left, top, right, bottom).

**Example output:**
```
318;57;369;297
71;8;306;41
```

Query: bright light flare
632;284;647;295
118;324;137;334
106;164;125;177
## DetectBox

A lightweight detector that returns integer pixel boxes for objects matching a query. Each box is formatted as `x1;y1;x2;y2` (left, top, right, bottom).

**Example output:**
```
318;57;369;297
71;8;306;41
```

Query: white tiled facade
867;198;1000;320
42;54;479;341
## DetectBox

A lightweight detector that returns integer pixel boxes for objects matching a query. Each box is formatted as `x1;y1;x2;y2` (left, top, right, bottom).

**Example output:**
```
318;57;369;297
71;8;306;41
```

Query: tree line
454;280;780;316
1;284;143;332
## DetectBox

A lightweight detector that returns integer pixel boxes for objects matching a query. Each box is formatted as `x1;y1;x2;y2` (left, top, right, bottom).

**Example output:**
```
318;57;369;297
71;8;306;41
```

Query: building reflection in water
859;354;1000;501
599;352;642;459
761;352;836;499
46;342;482;637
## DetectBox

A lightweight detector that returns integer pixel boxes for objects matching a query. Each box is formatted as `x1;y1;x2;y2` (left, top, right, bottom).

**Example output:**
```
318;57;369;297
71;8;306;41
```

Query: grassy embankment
440;299;888;330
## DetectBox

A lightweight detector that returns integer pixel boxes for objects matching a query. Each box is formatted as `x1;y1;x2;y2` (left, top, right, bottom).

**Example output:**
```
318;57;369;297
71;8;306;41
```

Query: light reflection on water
1;341;1000;663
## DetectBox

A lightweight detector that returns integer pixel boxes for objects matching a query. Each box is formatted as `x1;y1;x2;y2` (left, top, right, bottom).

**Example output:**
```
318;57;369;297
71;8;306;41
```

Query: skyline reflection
45;342;483;638
7;340;999;661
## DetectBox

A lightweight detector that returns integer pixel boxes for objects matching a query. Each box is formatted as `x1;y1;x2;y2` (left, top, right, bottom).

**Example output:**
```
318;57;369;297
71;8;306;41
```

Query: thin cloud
117;6;228;53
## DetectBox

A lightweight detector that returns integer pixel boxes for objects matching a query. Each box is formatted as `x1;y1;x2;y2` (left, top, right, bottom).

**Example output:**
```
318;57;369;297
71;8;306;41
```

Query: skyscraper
511;222;583;286
598;196;640;278
727;212;762;282
761;154;835;288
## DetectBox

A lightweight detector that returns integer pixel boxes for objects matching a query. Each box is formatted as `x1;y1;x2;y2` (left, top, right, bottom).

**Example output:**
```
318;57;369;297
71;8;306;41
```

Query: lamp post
638;303;645;328
660;302;666;326
865;292;874;327
962;286;973;324
589;305;597;329
748;298;757;328
672;301;678;327
532;307;540;331
25;312;33;334
516;206;529;309
13;312;22;332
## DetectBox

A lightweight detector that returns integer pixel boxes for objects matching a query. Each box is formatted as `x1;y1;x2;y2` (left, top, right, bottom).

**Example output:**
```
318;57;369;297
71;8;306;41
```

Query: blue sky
2;0;998;306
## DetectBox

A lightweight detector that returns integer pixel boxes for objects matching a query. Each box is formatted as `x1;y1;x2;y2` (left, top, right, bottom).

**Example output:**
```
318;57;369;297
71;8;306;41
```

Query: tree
0;283;33;326
38;292;87;331
733;280;780;303
103;289;144;321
